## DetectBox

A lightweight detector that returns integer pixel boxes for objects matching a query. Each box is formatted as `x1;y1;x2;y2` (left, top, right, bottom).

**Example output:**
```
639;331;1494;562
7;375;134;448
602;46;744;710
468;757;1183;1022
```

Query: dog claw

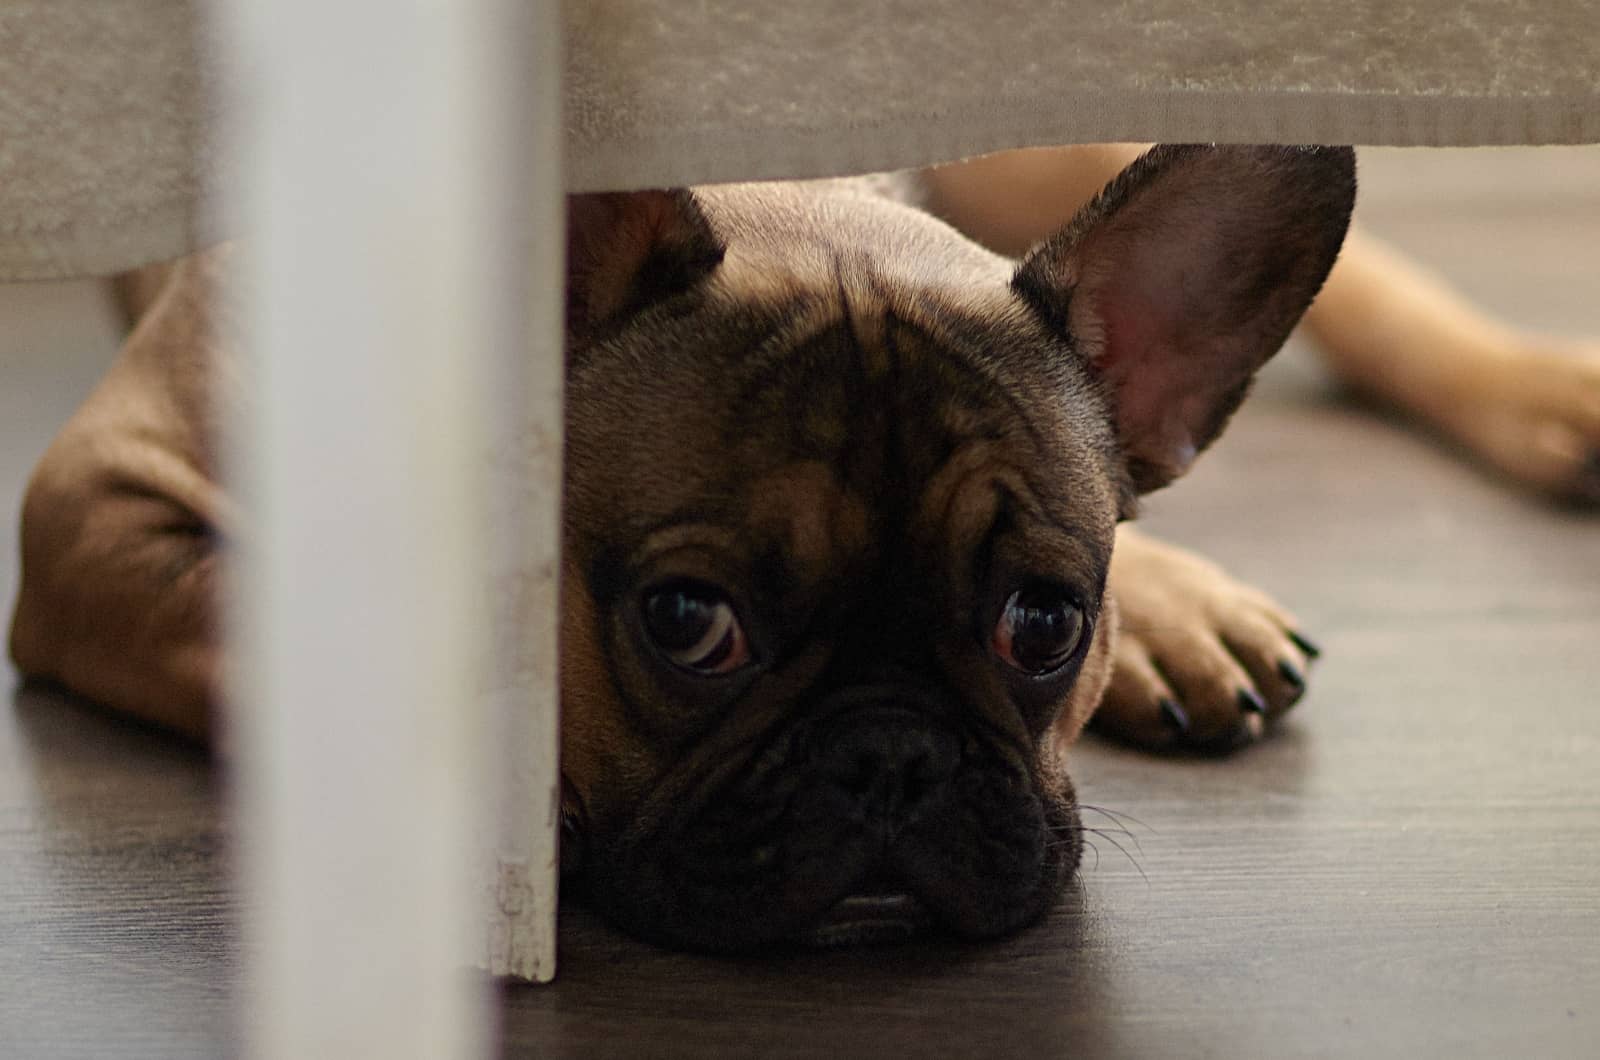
1158;698;1190;735
1288;630;1322;659
1200;710;1264;753
1578;451;1600;504
1097;529;1320;753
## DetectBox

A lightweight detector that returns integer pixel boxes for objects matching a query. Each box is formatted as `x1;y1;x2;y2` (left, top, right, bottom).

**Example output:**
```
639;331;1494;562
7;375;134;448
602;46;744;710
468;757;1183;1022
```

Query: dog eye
642;580;750;674
992;585;1084;675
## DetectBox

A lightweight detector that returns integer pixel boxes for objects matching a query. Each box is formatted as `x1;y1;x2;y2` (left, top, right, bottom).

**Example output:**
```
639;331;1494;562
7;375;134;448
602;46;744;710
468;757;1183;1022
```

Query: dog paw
1092;527;1317;752
1445;339;1600;505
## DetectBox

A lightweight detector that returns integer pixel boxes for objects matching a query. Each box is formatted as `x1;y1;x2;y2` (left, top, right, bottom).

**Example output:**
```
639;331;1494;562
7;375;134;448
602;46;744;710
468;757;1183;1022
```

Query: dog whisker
1078;803;1154;835
1080;827;1148;883
1060;820;1136;852
1093;824;1142;857
1073;807;1148;860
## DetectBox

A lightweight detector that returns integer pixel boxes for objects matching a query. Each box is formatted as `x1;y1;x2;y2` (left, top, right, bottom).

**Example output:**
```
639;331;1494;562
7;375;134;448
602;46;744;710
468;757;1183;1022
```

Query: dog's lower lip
793;891;932;949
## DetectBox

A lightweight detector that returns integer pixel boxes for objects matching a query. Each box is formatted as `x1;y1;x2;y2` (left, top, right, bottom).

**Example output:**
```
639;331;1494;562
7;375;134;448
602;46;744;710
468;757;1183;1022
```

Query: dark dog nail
1158;698;1190;735
1277;659;1306;691
1578;451;1600;504
1237;688;1268;715
1288;630;1322;659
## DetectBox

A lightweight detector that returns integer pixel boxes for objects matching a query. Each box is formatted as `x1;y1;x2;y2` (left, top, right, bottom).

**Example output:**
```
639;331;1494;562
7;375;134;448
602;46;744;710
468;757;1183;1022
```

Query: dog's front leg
1093;525;1316;751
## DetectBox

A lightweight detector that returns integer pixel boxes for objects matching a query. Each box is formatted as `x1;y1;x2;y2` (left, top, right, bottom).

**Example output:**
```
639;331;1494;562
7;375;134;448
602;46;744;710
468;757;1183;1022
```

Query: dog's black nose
815;707;959;825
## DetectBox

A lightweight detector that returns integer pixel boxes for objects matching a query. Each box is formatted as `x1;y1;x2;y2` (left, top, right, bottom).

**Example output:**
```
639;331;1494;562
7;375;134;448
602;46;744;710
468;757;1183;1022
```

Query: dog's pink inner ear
1071;228;1260;489
1014;144;1355;495
566;189;724;333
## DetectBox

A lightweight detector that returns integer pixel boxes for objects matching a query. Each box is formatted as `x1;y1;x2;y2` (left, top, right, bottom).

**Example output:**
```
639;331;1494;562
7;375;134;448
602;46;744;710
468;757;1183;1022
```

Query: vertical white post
221;0;548;1055
480;5;563;984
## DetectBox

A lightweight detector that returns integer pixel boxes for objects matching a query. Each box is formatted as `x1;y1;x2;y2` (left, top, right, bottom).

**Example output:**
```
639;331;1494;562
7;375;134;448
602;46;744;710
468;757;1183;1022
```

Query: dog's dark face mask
557;146;1355;952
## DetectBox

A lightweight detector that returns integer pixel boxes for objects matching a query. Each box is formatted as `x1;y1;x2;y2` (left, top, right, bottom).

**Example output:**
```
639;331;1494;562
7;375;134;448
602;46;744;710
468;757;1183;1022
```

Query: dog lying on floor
7;143;1594;950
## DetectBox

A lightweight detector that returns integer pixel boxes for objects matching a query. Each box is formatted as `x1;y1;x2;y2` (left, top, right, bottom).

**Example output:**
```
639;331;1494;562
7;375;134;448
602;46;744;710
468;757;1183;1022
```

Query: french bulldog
9;144;1355;951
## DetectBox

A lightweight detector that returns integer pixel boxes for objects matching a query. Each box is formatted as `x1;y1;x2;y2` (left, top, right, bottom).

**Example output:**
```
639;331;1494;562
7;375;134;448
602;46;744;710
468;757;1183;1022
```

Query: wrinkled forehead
567;278;1122;602
731;311;1043;486
695;179;1016;296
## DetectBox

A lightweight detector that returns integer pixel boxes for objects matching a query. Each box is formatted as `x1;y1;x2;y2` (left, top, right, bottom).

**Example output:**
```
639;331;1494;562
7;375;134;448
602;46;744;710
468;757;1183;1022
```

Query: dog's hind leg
921;143;1146;257
9;249;234;741
1300;229;1600;504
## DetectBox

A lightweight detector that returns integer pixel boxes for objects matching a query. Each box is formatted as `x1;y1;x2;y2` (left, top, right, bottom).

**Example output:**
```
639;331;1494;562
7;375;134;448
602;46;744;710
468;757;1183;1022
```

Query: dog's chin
791;890;934;949
580;779;1082;953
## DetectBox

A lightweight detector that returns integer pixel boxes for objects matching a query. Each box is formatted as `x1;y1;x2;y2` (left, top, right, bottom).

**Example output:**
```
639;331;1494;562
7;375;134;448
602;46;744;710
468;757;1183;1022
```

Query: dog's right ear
566;190;725;335
1013;145;1355;498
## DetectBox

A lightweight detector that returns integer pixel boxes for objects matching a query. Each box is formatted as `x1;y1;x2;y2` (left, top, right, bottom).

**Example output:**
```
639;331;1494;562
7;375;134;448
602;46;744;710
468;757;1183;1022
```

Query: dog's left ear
1013;144;1355;495
567;189;725;336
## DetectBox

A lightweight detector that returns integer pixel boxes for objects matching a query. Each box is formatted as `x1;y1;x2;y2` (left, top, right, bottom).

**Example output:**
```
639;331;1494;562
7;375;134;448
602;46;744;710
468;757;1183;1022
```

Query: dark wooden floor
3;148;1599;1058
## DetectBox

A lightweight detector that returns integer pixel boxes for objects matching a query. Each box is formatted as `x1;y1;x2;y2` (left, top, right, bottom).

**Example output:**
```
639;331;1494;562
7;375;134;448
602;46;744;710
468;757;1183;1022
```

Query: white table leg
480;4;563;985
221;0;561;1054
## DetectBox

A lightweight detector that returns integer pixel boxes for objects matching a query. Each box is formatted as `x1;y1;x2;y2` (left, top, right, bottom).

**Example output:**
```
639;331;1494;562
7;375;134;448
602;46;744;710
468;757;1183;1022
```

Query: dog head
558;145;1355;950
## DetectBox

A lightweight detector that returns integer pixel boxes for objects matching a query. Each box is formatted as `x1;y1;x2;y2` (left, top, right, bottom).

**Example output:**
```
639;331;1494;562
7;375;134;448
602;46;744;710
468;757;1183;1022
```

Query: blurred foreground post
224;0;563;1055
